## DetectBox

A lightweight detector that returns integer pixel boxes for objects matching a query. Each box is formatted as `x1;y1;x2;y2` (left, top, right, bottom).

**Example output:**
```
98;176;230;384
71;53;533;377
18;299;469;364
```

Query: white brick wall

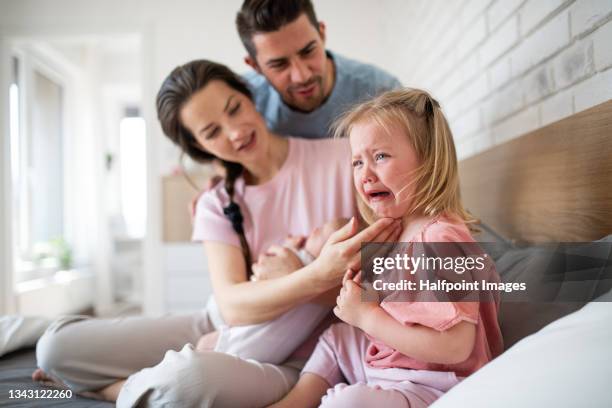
488;0;525;31
520;0;568;36
398;0;612;159
593;20;612;70
570;0;612;36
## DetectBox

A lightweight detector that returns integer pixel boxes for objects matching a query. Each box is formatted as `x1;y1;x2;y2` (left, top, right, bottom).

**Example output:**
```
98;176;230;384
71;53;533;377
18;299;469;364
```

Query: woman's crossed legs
34;313;299;407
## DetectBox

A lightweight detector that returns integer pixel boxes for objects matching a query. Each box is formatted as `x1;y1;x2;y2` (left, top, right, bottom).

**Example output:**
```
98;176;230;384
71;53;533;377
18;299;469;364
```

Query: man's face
248;13;333;112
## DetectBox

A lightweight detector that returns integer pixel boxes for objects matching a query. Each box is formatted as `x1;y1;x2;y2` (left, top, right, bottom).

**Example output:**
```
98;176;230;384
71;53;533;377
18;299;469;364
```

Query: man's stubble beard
284;75;326;113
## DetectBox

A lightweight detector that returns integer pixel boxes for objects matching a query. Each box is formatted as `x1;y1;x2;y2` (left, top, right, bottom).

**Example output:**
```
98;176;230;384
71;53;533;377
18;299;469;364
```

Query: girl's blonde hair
333;87;477;229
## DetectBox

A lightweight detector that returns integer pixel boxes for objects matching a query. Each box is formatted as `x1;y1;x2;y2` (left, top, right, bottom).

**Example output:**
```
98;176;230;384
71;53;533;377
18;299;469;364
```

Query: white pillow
431;291;612;407
0;315;51;357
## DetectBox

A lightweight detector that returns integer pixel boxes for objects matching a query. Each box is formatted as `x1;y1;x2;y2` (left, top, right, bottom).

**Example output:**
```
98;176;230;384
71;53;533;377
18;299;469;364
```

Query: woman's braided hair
156;59;253;276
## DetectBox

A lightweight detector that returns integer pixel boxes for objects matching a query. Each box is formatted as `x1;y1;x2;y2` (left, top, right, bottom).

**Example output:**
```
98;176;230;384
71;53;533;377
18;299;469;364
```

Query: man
190;0;401;212
236;0;401;138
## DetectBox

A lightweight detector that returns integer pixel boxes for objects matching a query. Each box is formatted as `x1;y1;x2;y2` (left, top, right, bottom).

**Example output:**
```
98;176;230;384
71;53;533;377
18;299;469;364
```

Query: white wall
9;0;601;170
374;0;612;159
1;0;610;314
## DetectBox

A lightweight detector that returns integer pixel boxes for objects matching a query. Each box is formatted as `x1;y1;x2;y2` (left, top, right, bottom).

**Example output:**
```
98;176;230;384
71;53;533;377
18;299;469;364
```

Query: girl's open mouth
366;190;392;202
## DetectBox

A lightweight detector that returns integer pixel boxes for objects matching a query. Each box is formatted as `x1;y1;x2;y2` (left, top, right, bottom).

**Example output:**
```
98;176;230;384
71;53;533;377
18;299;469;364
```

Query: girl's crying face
350;120;420;219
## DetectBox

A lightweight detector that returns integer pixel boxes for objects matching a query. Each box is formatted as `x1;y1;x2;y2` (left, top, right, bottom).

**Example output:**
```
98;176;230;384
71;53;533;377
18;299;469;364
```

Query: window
10;53;70;281
9;57;23;249
119;108;147;239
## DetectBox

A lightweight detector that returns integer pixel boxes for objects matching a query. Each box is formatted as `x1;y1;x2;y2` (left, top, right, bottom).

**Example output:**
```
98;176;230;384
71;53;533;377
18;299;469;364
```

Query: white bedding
431;289;612;407
0;316;51;357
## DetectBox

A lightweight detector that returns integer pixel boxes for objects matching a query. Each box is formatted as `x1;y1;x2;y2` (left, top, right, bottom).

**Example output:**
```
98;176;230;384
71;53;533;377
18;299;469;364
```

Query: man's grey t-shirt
243;51;402;139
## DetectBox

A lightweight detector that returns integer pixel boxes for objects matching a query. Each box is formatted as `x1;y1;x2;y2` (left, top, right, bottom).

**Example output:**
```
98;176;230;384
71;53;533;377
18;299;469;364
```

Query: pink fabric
192;137;356;359
365;215;504;377
192;137;355;257
304;323;460;407
320;383;415;408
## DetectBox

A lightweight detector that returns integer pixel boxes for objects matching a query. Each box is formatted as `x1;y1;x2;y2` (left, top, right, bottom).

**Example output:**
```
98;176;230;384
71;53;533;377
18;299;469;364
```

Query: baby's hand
195;331;219;352
282;235;306;250
251;246;304;281
333;270;379;330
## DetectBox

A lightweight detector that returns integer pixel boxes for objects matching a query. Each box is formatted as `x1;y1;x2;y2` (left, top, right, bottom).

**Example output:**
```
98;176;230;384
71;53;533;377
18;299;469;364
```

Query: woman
33;60;400;407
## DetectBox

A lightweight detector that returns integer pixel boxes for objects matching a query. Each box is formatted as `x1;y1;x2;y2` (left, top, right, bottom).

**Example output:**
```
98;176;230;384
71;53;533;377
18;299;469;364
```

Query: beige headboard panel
459;100;612;243
162;171;212;242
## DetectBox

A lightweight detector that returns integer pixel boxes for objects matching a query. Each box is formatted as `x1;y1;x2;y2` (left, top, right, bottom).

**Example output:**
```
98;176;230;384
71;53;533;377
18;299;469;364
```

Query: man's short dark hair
236;0;319;58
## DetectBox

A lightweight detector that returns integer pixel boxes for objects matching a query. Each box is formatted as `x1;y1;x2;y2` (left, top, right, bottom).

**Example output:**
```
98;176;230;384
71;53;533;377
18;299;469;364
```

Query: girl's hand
333;270;380;330
251;246;304;281
314;217;401;287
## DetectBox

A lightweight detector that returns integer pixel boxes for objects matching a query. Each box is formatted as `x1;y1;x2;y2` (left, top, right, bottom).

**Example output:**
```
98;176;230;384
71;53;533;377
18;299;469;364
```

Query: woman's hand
334;270;379;330
252;246;304;281
313;217;402;288
189;174;223;221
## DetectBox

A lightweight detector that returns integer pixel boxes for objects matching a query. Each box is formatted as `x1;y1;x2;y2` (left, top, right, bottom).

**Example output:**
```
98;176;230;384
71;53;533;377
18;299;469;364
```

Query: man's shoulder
332;51;401;90
242;70;272;94
242;70;280;115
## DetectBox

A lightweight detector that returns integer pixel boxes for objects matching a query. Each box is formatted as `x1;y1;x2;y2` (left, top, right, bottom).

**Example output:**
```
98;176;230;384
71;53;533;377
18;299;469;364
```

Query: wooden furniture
459;100;612;243
162;171;212;242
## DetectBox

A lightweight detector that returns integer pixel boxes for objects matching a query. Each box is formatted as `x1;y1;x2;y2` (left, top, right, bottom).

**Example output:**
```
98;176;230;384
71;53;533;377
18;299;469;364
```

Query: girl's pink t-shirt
365;215;504;377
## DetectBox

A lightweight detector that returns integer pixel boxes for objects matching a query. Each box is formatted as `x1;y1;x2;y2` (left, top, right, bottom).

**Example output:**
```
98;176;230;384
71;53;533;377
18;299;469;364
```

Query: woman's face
350;120;420;219
179;80;269;166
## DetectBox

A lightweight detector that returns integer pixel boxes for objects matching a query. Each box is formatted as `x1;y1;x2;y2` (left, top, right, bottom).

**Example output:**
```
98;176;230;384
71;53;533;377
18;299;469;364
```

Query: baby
195;218;349;364
252;218;350;281
292;218;349;264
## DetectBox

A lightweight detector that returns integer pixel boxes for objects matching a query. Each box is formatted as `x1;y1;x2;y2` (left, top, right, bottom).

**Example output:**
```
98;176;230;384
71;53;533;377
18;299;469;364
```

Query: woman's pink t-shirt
192;137;355;253
365;215;504;377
